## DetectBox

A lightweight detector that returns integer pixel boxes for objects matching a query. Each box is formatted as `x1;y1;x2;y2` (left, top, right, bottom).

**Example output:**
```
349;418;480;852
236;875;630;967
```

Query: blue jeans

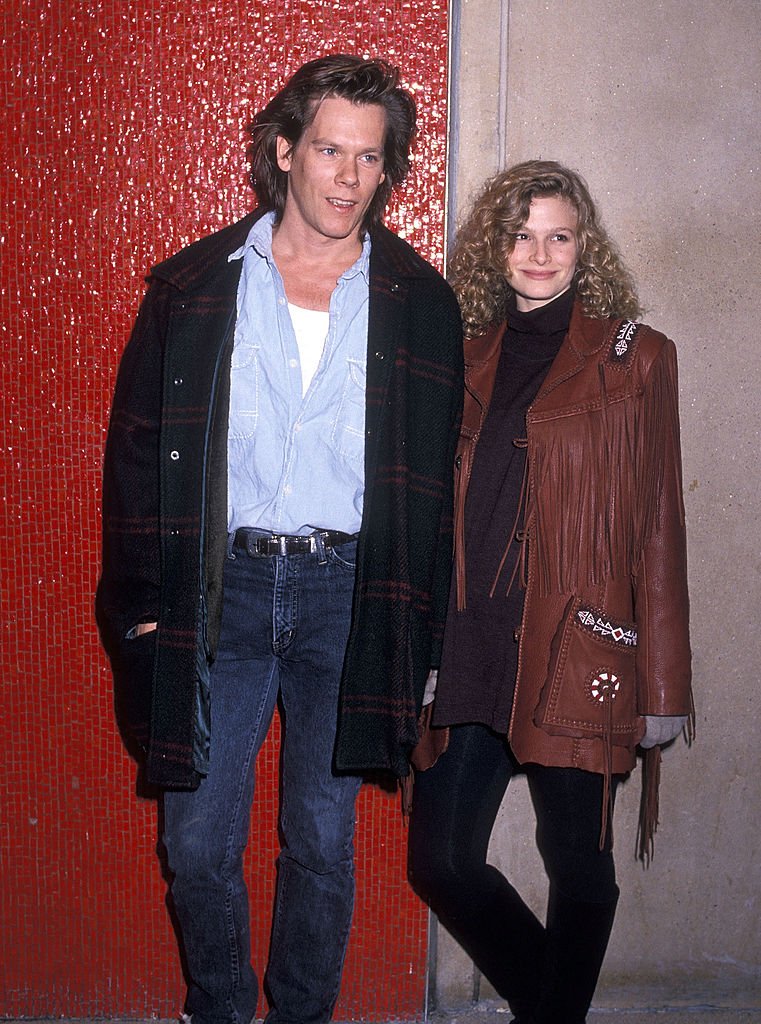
163;536;362;1024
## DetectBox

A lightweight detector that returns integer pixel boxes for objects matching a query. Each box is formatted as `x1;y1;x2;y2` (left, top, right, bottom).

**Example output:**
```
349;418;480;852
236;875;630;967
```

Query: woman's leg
527;765;620;1024
408;724;545;1017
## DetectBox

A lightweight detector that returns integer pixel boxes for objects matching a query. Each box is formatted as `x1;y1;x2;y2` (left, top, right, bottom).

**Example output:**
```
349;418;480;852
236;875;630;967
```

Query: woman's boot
532;887;619;1024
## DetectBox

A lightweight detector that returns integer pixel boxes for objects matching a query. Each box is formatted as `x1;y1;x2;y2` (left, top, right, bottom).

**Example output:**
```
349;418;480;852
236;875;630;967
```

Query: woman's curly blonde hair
448;160;642;337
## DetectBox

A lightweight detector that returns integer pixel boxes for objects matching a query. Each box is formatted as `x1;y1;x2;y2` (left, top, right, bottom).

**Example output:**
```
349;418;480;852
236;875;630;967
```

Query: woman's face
506;195;579;311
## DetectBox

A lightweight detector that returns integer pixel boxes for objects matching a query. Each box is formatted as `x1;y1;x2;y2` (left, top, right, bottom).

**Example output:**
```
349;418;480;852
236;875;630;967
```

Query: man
96;56;462;1024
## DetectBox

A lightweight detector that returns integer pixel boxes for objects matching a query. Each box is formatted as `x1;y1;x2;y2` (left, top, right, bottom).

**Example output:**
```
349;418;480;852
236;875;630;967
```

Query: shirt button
283;484;292;495
289;358;298;368
375;351;385;360
170;450;180;461
278;297;286;306
174;377;183;386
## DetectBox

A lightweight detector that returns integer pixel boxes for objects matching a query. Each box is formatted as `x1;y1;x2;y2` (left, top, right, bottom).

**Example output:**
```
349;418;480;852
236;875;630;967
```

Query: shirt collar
228;210;276;262
228;210;371;283
344;232;372;283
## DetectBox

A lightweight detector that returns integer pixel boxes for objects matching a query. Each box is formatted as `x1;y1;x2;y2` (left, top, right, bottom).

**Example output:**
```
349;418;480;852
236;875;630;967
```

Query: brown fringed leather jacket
423;301;693;847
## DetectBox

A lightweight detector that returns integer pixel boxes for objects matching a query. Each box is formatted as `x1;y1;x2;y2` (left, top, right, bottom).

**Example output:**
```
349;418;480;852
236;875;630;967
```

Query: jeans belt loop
313;530;328;565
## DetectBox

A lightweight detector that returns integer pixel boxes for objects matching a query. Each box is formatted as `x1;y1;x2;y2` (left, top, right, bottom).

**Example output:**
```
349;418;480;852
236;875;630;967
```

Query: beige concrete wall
438;0;761;1008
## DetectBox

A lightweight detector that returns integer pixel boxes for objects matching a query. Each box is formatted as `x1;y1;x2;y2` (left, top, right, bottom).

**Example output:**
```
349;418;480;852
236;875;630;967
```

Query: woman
408;161;693;1024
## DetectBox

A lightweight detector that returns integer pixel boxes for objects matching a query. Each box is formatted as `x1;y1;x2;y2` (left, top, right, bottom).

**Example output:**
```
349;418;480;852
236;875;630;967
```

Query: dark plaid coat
96;211;463;789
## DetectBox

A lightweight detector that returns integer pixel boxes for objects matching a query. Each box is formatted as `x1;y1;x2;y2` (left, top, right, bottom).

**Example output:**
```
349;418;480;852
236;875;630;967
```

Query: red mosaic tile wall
0;2;449;1018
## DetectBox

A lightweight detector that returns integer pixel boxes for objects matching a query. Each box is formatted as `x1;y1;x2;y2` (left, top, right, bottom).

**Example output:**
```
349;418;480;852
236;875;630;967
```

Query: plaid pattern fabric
97;213;463;787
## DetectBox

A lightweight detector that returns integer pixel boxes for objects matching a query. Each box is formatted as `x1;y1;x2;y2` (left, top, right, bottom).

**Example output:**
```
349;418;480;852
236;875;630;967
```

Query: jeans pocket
327;541;358;572
534;597;642;745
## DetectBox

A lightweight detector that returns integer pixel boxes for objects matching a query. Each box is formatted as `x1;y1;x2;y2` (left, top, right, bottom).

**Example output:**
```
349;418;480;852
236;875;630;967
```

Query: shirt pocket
228;341;261;439
330;357;366;463
534;596;643;746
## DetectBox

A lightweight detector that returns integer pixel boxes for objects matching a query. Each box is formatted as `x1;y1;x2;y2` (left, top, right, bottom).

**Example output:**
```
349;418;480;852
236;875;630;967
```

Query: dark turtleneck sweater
433;287;574;733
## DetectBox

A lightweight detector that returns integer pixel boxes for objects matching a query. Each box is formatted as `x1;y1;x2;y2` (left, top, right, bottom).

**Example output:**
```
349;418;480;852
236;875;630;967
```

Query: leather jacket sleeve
633;340;692;716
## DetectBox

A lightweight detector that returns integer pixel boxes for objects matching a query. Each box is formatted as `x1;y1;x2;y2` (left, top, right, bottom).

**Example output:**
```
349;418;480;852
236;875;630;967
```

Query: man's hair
448;160;642;336
248;55;416;228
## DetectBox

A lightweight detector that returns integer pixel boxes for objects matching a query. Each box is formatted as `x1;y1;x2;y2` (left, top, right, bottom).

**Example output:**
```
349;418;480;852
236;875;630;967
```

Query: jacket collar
464;318;505;367
149;210;430;293
466;300;612;362
462;320;505;419
568;300;613;356
536;301;616;399
463;300;619;415
149;211;262;292
368;222;435;280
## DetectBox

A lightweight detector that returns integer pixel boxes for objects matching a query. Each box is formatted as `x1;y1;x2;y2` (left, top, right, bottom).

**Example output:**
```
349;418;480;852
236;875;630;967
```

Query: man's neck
271;220;366;312
272;215;364;267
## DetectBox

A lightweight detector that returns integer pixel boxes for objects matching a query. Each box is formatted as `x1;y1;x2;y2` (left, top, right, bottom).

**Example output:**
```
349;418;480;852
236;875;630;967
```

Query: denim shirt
226;212;370;535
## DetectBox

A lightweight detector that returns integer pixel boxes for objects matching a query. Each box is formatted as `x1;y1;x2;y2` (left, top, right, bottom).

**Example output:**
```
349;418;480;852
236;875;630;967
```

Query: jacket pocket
534;597;643;744
113;629;157;756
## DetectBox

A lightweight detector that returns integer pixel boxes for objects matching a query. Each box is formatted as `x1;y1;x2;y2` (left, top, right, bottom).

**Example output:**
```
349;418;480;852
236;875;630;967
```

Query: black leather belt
233;528;357;557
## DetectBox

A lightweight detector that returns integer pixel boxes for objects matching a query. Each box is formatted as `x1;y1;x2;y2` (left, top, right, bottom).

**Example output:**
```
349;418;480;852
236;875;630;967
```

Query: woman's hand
422;669;438;706
640;714;687;748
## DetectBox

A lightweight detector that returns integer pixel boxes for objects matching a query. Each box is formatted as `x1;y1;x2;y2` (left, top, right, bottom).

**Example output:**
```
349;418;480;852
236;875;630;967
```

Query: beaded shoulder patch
608;320;641;366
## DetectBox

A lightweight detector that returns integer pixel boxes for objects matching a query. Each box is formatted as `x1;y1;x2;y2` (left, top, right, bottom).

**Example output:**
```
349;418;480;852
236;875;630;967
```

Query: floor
423;978;761;1023
11;1006;761;1024
425;999;761;1023
11;981;761;1024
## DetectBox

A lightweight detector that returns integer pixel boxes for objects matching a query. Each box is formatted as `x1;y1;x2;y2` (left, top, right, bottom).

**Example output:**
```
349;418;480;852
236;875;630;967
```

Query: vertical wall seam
444;0;462;273
498;0;510;169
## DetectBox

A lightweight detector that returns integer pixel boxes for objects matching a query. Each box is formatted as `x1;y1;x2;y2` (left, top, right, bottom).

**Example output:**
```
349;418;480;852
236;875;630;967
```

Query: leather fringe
686;687;697;745
402;704;451;816
490;445;529;600
637;703;694;865
454;441;473;610
400;772;414;818
530;346;683;594
636;745;662;864
599;698;614;851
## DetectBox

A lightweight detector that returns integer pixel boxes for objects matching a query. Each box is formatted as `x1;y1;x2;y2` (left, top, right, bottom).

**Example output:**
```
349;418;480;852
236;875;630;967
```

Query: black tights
408;724;619;1023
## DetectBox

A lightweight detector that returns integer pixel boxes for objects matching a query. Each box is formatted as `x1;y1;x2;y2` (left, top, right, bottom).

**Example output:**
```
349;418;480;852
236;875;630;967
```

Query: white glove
422;669;438;707
640;714;687;749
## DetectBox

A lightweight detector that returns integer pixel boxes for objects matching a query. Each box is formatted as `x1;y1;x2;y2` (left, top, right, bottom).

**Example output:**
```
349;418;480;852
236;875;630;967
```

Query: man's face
276;95;387;245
